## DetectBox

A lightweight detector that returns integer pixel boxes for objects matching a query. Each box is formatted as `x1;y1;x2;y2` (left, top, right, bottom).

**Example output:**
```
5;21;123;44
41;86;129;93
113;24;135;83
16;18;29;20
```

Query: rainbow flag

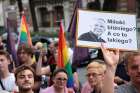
58;21;74;88
18;15;32;47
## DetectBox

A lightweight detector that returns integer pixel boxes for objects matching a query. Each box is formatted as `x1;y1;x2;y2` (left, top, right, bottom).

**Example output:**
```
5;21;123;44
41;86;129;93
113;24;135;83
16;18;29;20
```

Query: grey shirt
115;82;138;93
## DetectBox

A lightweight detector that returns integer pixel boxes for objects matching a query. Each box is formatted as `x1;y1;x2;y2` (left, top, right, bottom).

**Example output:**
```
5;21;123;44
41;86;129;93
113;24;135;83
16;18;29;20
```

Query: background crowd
1;32;139;93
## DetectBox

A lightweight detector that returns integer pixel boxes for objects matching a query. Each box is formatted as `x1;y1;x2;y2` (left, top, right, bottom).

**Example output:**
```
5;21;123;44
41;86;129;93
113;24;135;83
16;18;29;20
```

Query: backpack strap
0;79;5;90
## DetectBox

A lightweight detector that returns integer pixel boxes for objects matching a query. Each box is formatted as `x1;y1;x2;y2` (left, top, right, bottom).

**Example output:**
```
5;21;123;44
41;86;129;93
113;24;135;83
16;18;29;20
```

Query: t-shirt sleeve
114;85;131;93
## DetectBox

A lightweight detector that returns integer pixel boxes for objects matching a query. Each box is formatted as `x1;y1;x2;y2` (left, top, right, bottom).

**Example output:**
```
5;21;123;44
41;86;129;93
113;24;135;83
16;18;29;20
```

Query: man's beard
19;86;33;92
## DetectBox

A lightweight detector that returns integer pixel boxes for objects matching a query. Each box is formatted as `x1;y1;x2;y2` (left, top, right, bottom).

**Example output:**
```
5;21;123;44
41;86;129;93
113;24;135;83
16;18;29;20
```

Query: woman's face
53;72;68;89
86;68;104;88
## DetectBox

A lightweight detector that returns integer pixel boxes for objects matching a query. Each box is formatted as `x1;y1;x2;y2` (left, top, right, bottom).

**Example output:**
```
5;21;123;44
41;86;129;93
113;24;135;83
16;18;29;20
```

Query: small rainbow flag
18;15;32;47
58;21;74;88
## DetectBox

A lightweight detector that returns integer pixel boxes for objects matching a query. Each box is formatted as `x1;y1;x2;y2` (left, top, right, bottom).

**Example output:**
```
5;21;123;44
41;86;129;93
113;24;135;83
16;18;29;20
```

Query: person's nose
24;76;30;81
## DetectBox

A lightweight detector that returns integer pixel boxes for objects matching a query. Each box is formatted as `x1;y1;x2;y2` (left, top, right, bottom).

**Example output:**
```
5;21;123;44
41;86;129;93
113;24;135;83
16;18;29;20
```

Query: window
39;7;50;27
53;6;64;27
137;0;140;18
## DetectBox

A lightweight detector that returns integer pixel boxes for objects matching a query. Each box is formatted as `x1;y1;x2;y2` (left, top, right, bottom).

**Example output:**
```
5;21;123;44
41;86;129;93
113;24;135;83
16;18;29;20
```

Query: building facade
0;0;140;46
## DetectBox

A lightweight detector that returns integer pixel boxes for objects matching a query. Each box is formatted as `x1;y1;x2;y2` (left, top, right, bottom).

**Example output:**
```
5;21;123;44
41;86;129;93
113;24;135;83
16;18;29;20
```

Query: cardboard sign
76;9;137;51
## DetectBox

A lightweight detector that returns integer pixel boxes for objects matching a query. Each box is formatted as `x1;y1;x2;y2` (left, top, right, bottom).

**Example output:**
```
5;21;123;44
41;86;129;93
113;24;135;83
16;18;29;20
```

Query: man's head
48;42;58;54
86;60;106;88
15;65;35;91
35;42;43;50
0;50;11;73
125;52;140;85
17;44;33;64
93;19;106;37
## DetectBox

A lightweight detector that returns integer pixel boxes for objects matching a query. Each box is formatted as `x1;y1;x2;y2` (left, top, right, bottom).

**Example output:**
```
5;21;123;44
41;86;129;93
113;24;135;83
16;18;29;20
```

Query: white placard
76;9;137;51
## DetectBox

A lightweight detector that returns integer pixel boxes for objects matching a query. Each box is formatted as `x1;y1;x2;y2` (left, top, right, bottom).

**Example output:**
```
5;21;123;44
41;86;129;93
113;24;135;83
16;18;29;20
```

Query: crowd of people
0;35;79;93
0;34;140;93
2;0;138;93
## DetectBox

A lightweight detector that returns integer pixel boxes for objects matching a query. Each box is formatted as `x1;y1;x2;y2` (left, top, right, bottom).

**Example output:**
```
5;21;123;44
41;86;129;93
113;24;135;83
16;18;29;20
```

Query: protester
40;68;75;93
101;45;140;93
47;42;58;66
0;50;17;92
81;60;106;93
14;65;36;93
34;42;48;67
36;41;80;92
17;44;35;66
17;44;41;93
35;42;56;86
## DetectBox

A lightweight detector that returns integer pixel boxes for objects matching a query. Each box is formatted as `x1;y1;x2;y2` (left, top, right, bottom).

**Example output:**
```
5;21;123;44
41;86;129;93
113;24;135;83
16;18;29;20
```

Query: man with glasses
81;60;106;93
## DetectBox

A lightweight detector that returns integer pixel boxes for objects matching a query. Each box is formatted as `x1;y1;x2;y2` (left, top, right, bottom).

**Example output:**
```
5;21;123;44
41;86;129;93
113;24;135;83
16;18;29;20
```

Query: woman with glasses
40;68;75;93
81;60;106;93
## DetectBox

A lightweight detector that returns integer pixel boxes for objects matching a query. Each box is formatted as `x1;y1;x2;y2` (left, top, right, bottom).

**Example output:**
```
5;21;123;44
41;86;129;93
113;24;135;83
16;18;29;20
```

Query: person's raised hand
101;44;119;68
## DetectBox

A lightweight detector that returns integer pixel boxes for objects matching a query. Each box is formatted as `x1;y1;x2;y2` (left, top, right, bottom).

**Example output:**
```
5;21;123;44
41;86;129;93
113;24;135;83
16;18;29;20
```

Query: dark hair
124;51;140;71
17;44;33;55
52;68;68;78
0;50;11;62
14;65;35;80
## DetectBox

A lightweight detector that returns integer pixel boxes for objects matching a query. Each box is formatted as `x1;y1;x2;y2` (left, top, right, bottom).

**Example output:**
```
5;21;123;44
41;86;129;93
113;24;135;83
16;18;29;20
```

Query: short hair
14;65;35;80
17;44;33;55
52;68;68;78
35;42;43;49
87;59;106;73
0;50;11;62
124;51;140;70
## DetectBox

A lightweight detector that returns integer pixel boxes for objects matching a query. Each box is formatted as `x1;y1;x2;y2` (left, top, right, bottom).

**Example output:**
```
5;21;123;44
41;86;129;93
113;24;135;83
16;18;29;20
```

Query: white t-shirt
68;48;73;64
0;73;17;92
0;90;10;93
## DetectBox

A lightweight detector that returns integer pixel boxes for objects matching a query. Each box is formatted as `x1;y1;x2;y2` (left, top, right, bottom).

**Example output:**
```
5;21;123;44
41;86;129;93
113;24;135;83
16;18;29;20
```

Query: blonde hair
35;42;43;49
87;60;106;73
